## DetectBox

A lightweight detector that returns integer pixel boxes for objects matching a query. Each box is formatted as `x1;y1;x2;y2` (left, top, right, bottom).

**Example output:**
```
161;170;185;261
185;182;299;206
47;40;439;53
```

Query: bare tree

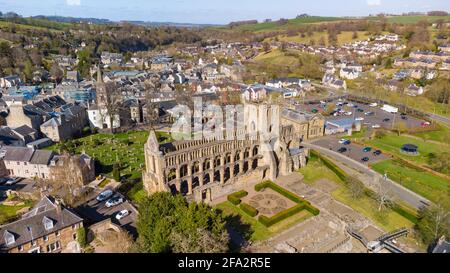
102;82;124;132
374;176;394;211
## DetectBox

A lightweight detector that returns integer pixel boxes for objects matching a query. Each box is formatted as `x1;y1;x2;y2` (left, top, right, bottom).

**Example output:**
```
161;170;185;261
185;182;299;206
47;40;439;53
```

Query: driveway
75;187;138;238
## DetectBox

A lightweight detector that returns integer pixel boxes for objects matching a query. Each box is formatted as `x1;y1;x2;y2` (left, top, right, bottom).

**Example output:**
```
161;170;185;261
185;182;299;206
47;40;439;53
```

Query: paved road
303;142;431;210
427;113;450;126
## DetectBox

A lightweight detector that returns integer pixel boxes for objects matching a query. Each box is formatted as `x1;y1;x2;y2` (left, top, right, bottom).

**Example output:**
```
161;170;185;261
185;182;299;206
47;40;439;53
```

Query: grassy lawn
46;131;150;180
254;49;300;66
299;155;342;184
332;188;415;231
365;132;450;167
413;123;450;143
372;160;450;206
0;200;34;224
216;201;313;242
384;15;450;24
231;16;343;32
301;154;417;232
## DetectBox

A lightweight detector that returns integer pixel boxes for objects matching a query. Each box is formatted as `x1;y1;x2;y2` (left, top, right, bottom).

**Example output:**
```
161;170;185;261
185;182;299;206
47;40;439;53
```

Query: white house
87;107;121;129
339;68;361;80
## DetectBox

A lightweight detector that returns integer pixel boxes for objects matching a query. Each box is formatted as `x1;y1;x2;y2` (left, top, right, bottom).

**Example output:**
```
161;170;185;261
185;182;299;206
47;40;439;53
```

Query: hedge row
240;203;258;217
310;150;348;181
304;204;320;216
258;203;305;227
254;181;307;204
227;190;248;205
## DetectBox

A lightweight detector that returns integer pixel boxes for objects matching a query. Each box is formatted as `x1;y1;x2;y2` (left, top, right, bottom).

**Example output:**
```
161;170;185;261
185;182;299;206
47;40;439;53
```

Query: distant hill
122;21;222;28
32;15;113;25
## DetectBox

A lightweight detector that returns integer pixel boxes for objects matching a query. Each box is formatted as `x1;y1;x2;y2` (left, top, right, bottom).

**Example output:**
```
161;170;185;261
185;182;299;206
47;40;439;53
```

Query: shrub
304;204;320;216
227;190;248;205
77;227;87;248
258;204;306;227
255;181;307;204
240;203;258;217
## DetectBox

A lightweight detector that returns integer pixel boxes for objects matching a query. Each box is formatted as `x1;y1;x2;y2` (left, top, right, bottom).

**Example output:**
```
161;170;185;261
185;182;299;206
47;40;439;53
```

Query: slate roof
29;150;54;165
12;125;37;137
0;196;83;251
0;146;35;162
281;108;315;123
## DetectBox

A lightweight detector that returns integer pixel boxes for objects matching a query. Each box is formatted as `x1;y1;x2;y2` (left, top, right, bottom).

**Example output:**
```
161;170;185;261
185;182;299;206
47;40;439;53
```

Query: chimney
55;197;63;214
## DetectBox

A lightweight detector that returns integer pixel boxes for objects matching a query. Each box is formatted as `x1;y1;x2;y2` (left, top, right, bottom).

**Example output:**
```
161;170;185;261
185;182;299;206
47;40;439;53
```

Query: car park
116;209;130;220
105;196;124;208
363;147;372;152
96;190;114;202
361;157;370;162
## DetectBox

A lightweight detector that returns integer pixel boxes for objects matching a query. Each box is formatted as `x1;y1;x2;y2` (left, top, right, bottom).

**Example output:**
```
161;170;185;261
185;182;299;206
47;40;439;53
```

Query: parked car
421;122;430;127
357;108;364;112
116;209;130;220
363;147;372;152
337;147;347;153
5;177;21;186
365;112;375;116
369;103;378;107
355;117;364;121
338;139;348;144
0;177;8;185
105;196;124;208
373;150;382;156
372;124;381;129
311;108;318;113
361;157;370;162
383;118;390;122
345;112;353;116
96;190;113;202
401;115;408;120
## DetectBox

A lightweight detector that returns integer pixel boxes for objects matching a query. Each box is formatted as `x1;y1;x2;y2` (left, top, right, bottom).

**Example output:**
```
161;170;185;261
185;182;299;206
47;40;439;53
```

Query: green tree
134;192;229;253
23;59;34;82
416;195;450;246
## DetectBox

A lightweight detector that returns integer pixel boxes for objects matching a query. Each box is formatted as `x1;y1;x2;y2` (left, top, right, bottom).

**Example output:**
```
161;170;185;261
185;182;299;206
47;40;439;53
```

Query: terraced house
0;196;83;253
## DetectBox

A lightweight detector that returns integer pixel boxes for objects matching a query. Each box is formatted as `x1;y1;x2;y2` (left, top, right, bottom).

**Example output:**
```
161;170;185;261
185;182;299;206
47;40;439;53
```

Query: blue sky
0;0;449;24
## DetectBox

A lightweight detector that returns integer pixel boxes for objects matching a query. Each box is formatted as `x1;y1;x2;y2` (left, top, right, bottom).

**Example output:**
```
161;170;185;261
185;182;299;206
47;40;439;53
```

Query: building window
31;240;37;247
73;233;77;240
44;235;49;241
18;245;24;252
55;231;60;237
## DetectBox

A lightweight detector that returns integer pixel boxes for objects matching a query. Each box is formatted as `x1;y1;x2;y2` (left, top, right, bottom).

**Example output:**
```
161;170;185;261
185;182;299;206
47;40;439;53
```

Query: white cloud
66;0;81;6
367;0;381;6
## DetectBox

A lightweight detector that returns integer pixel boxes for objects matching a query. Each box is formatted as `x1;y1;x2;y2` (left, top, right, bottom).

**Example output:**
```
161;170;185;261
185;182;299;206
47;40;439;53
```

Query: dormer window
4;230;15;245
43;216;54;230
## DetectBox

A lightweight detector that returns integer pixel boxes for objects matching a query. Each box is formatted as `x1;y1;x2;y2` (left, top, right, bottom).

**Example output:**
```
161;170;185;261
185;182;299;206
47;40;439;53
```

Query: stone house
0;146;54;179
40;104;88;142
0;196;83;253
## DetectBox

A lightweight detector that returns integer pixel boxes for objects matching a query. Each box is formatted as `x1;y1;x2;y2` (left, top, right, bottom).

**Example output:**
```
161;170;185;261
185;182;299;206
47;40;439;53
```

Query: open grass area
231;16;344;32
413;123;450;143
46;131;150;180
384;15;450;24
254;49;300;66
0;200;34;225
365;132;450;167
216;201;312;241
299;155;342;184
301;154;417;232
372;160;450;206
267;31;375;47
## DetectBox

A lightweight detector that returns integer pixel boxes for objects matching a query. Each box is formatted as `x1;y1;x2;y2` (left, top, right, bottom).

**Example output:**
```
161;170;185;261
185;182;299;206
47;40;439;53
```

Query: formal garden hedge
254;181;309;204
227;190;248;205
254;181;320;227
258;203;305;227
240;203;258;217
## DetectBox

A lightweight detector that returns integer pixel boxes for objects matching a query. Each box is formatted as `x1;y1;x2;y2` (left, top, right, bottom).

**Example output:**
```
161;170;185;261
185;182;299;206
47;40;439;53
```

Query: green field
46;131;150;180
385;15;450;24
299;155;342;184
372;160;450;206
228;16;345;32
253;49;300;66
216;201;312;241
267;31;375;46
413;123;450;143
365;132;450;167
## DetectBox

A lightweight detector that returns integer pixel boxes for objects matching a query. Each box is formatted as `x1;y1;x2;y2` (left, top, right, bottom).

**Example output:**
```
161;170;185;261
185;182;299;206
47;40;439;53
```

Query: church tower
96;65;107;107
